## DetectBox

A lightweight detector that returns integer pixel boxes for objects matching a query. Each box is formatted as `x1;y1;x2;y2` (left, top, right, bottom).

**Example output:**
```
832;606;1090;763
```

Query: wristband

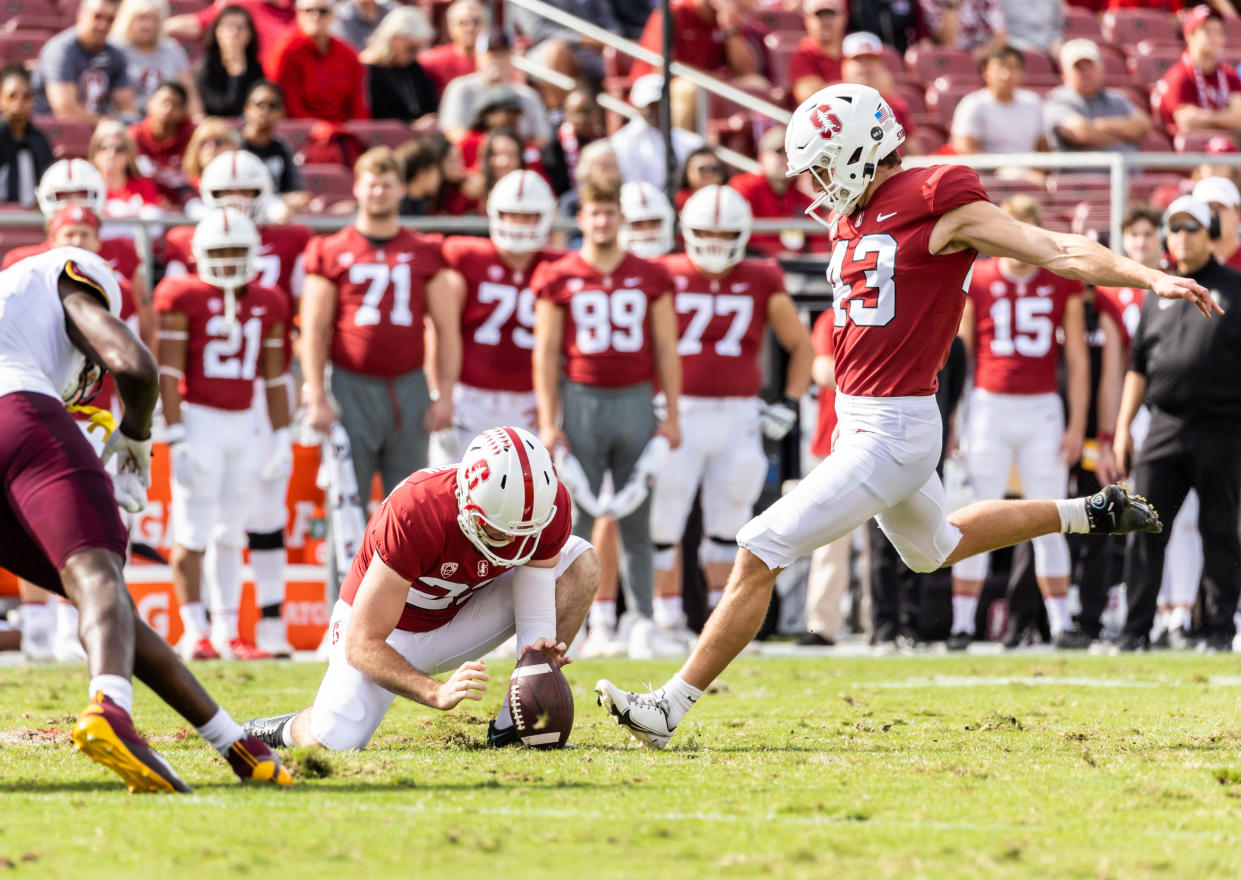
165;423;186;445
1097;432;1114;445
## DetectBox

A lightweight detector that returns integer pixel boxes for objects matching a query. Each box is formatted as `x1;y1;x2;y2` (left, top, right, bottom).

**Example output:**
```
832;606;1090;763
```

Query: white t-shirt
610;118;703;190
950;88;1045;153
0;247;121;402
114;39;189;113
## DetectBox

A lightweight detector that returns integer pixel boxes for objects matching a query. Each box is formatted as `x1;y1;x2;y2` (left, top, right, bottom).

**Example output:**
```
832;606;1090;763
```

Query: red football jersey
826;164;989;397
304;226;444;378
531;251;673;388
659;253;782;398
339;468;572;634
153;277;288;410
1094;285;1146;349
442;236;561;393
968;259;1083;395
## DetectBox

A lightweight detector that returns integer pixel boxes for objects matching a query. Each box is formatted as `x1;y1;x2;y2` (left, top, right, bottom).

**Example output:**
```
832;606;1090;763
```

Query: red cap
1207;135;1239;154
48;205;101;237
1183;5;1221;40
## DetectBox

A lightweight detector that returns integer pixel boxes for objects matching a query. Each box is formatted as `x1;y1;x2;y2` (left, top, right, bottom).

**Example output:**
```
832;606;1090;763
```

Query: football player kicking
155;208;292;661
0;248;291;791
949;195;1092;650
242;427;599;751
597;83;1219;749
647;185;813;647
164;150;311;657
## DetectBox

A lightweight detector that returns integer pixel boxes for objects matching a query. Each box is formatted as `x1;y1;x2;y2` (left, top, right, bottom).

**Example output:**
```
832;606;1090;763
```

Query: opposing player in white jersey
0;248;292;791
433;170;560;462
163;151;310;656
597;83;1216;749
949;195;1091;650
620;181;676;259
647;185;813;649
155;208;292;661
242;427;599;750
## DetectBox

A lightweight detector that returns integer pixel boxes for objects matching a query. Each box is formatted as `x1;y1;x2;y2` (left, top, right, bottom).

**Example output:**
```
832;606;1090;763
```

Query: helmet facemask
684;227;748;274
455;486;556;567
490;209;551;253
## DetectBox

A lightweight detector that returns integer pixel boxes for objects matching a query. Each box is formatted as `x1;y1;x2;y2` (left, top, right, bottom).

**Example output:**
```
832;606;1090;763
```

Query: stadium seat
1226;15;1241;45
347;120;414;151
1046;172;1111;199
766;41;797;86
0;0;68;31
909;122;947;153
1096;45;1131;82
298;164;355;203
924;79;977;125
1175;130;1236;153
168;0;209;12
1129;50;1183;85
1063;7;1104;41
1139;127;1174;152
1102;9;1177;46
1129;172;1187;201
906;46;978;82
0;226;49;264
277;119;317;157
33;116;92;159
752;6;803;32
0;31;49;67
1020;50;1056;79
893;85;927;115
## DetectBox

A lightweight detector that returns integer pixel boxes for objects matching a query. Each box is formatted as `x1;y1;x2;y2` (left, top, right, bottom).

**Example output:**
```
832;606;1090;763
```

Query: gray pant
326;365;431;592
562;380;656;618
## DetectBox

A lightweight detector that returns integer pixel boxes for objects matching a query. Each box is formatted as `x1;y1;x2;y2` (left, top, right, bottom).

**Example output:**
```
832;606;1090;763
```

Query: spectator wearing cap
439;32;551;148
0;67;53;208
610;74;703;191
1044;39;1149;153
728;125;823;256
418;0;487;96
166;0;296;70
1112;194;1241;653
34;0;137;124
361;6;438;125
839;33;917;147
629;0;769;133
951;45;1047;155
1193;176;1241;269
266;0;368;121
507;0;619;114
923;0;1006;61
330;0;397;50
789;0;846;106
997;0;1063;55
1155;7;1241;138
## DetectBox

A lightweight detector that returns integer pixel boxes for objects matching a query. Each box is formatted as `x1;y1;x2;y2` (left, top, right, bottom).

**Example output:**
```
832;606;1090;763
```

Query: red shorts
0;391;127;595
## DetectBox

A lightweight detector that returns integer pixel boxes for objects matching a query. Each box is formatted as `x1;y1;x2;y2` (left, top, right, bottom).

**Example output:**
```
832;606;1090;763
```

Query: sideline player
164;150;311;656
948;195;1090;650
620;181;676;258
242;427;599;750
0;247;291;791
597;83;1217;748
648;184;813;647
155;208;292;661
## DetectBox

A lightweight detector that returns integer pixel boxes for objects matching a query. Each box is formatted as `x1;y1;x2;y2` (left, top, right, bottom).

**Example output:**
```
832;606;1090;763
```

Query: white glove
760;398;799;441
653;393;668;424
165;424;197;488
554;449;604;519
101;426;152;487
111;469;148;514
261;427;293;481
607;436;670;519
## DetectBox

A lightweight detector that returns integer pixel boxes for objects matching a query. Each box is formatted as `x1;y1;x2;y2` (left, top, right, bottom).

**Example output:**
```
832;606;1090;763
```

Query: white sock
1046;595;1071;637
20;602;52;637
179;601;208;637
251;547;286;609
207;544;243;623
55;600;79;640
952;595;978;635
495;699;513;730
1170;606;1193;631
653;596;683;629
89;674;134;714
707;589;724;610
195;707;245;755
212;611;240;643
589;600;616;633
281;717;296;747
1056;498;1090;534
658;675;702;728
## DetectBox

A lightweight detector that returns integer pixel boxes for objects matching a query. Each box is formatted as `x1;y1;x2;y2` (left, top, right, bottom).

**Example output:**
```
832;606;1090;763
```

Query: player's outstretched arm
932;200;1222;318
649;293;682;449
347;555;490;711
424;269;463;432
299;274;341;434
768;293;814;400
533;299;568;453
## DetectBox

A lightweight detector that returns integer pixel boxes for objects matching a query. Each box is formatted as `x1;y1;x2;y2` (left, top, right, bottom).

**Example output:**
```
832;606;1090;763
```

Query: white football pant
170;403;262;552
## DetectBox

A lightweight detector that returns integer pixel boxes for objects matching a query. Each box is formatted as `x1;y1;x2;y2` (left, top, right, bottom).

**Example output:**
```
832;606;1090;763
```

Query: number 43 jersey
152;277;288;410
827;164;989;398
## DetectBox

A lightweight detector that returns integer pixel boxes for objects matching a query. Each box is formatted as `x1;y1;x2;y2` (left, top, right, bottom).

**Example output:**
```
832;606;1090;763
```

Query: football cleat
486;720;521;748
595;680;675;750
225;734;294;785
1085;485;1162;535
181;634;219;661
945;631;973;652
73;692;192;793
241;712;297;749
227;638;274;661
1053;628;1094;650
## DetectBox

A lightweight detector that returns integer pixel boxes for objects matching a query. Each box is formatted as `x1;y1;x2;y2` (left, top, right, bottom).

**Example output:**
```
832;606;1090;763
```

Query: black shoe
1199;633;1233;654
1054;628;1094;650
1003;624;1042;650
796;632;835;647
1168;625;1197;651
1150;628;1171;649
241;712;296;749
486;720;521;748
946;631;973;651
1110;632;1150;653
1085;485;1162;535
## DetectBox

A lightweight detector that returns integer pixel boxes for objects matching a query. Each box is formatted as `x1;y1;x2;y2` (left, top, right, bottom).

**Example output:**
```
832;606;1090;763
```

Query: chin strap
66;404;117;440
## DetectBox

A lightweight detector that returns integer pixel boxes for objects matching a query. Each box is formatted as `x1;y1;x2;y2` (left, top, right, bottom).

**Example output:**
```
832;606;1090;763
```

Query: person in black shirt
359;6;438;125
1113;195;1241;652
195;5;265;118
239;81;309;214
0;66;53;207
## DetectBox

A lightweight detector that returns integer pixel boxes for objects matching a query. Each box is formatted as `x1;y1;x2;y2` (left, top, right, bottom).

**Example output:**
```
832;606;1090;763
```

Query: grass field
4;653;1241;879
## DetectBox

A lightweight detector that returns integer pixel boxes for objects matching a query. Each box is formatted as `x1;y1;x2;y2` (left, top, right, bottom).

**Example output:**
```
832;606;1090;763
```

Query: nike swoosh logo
876;211;898;222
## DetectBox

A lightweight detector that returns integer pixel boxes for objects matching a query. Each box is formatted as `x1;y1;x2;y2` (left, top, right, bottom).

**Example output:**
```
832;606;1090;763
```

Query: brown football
509;647;574;748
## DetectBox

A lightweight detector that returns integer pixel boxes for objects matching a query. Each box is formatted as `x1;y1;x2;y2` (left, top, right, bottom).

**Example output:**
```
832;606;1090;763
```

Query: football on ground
509;647;574;748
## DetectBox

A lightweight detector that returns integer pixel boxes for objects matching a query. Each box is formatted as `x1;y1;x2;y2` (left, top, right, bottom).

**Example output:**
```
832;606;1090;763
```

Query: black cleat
1054;628;1094;650
241;712;296;749
1003;623;1043;650
1085;485;1162;535
946;631;973;651
1110;632;1150;653
486;720;521;748
1199;633;1234;654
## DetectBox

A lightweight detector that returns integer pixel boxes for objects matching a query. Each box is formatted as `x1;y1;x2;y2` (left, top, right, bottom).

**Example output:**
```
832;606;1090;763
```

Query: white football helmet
681;184;752;274
192;207;259;295
36;159;106;218
200;150;274;220
619;181;675;258
785;82;905;224
456;426;559;567
487;169;555;253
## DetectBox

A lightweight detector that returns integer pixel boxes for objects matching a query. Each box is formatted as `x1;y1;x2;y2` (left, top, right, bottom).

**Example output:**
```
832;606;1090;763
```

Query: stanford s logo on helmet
809;105;842;140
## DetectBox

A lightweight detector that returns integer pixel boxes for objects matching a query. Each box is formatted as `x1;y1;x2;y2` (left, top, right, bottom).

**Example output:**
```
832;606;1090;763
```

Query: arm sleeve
109;47;131;90
302;235;327;278
924;164;991;215
43;40;79;85
530;261;558;302
512;564;557;650
370;489;436;583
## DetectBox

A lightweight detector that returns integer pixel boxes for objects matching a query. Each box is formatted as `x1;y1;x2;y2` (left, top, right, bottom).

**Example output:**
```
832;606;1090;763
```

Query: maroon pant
0;391;127;596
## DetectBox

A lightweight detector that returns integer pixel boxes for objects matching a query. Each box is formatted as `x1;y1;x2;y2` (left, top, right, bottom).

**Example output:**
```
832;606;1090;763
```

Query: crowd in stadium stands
2;0;1241;661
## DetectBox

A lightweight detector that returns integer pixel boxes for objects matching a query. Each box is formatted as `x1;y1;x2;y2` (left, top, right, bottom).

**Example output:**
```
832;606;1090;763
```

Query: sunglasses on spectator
249;99;281;109
1167;221;1204;233
814;9;841;17
297;5;332;15
697;164;725;175
201;137;233;147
